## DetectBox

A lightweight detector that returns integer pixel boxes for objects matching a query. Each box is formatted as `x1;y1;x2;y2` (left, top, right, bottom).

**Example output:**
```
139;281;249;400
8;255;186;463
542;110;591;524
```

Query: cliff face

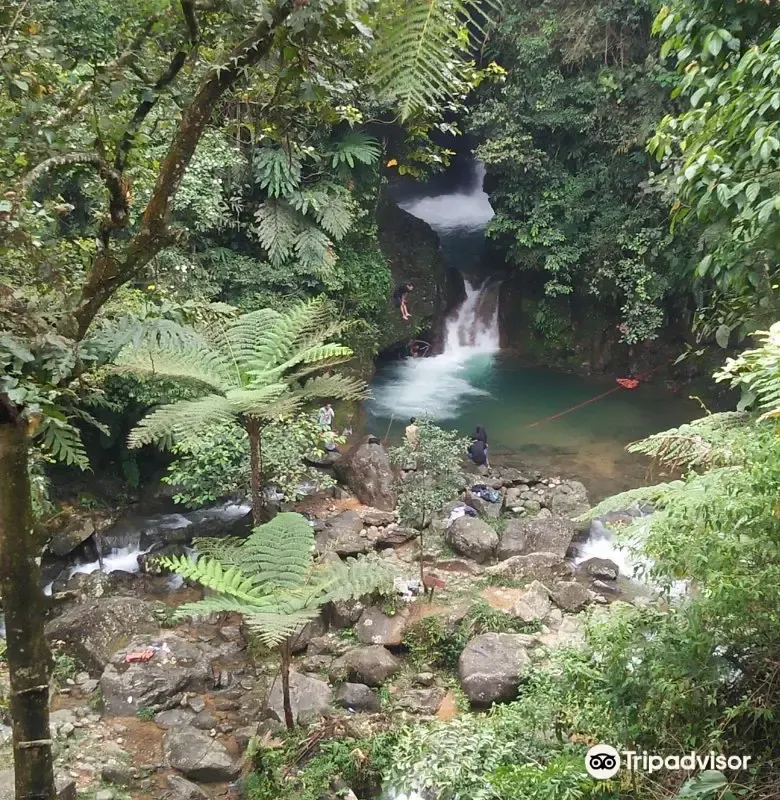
375;195;463;355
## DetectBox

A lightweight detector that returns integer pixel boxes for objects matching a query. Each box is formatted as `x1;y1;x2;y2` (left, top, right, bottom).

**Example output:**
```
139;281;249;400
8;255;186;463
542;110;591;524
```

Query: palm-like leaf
122;299;367;451
375;0;501;120
163;514;395;649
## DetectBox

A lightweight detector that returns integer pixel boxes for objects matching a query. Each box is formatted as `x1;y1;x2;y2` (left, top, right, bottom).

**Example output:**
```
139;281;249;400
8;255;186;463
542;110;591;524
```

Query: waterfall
444;278;500;353
368;157;500;421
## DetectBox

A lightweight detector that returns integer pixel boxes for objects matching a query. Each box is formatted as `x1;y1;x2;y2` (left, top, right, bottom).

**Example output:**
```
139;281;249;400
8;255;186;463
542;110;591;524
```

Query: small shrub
136;707;155;722
51;652;80;687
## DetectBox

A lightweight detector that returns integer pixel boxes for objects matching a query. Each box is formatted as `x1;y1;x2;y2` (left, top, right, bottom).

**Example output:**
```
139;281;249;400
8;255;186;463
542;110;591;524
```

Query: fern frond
320;554;396;602
239;513;315;589
295;373;368;402
208;309;283;370
329;132;381;169
37;417;90;470
578;482;684;522
243;609;322;648
114;342;235;392
315;193;354;241
626;412;751;471
253;146;302;197
295;226;336;276
253;200;300;266
127;395;235;449
160;554;267;603
225;384;289;415
375;0;500;120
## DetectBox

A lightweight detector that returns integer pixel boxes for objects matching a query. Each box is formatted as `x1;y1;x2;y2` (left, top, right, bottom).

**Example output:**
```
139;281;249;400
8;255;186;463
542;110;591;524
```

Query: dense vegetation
1;0;780;798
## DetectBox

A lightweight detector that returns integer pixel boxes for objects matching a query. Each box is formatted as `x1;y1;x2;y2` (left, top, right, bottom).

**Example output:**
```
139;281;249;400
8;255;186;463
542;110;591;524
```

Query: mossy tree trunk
0;405;55;800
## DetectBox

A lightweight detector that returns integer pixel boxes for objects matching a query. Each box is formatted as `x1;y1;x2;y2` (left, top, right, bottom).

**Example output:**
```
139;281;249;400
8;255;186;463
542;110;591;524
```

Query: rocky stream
0;435;660;800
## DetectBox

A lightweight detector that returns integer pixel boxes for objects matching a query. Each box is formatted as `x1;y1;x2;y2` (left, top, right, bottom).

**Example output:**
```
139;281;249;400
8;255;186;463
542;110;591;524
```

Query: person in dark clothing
467;438;488;467
473;426;488;444
393;283;413;320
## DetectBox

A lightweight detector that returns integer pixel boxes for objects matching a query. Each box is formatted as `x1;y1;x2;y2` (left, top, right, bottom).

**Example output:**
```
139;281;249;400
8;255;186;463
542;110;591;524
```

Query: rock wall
375;194;464;356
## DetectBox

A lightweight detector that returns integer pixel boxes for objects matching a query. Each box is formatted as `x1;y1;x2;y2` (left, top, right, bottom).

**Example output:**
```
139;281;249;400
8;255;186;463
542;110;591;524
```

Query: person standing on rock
468;426;489;469
317;403;335;430
392;282;413;321
405;417;420;449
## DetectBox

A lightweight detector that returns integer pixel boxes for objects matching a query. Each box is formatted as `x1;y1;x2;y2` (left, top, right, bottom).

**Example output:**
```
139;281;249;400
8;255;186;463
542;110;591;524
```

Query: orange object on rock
616;378;639;389
125;648;155;664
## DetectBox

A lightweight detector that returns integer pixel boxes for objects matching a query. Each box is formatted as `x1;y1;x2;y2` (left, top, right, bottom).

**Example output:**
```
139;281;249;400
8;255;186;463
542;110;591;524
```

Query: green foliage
246;730;400;800
162;513;394;649
164;415;339;507
390;418;468;530
51;652;80;688
403;601;542;669
471;0;692;344
715;321;780;419
649;1;780;336
135;707;155;722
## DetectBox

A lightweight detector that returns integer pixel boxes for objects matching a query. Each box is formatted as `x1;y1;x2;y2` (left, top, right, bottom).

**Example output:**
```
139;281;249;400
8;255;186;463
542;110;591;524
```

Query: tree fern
375;0;501;120
162;514;395;694
121;300;368;521
315;192;354;241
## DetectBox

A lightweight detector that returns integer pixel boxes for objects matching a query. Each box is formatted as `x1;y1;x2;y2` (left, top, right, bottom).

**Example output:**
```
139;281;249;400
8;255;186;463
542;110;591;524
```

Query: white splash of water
399;162;494;234
68;546;146;577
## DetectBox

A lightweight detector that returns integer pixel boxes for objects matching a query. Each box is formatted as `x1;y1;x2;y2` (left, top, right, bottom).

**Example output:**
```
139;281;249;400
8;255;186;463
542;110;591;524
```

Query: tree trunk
0;413;55;800
279;639;294;730
419;511;426;588
247;420;264;526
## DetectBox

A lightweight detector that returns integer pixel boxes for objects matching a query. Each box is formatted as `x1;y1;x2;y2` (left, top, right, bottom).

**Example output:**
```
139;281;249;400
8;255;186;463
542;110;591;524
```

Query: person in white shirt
317;403;335;429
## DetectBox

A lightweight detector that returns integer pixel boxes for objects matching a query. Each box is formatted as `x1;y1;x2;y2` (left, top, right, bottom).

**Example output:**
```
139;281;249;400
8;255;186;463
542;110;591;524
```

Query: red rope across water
525;385;624;429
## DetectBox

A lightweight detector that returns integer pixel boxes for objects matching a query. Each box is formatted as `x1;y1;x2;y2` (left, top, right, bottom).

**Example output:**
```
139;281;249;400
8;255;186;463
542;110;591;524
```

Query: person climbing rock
405;417;420;449
317;402;335;430
393;282;413;321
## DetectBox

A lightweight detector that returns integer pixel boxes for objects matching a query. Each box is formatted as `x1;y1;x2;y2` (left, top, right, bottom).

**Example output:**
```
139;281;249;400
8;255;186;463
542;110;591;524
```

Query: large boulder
316;511;370;556
265;671;333;725
551;581;592;612
362;510;396;527
550;480;590;531
497;517;575;560
330;646;401;687
578;557;620;581
458;633;532;706
166;775;209;800
446;517;498;563
163;728;240;782
334;683;381;713
355;606;410;647
334;439;396;511
485;552;574;583
100;633;214;716
512;580;552;623
394;687;446;715
45;596;159;673
47;517;95;557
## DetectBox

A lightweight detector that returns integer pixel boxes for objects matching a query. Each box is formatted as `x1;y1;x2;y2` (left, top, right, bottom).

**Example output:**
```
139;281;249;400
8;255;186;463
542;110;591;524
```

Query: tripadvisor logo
585;745;752;780
585;745;621;780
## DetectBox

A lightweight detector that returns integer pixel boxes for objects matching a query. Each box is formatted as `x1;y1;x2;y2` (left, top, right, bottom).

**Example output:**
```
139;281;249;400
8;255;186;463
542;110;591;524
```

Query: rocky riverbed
0;441;653;800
